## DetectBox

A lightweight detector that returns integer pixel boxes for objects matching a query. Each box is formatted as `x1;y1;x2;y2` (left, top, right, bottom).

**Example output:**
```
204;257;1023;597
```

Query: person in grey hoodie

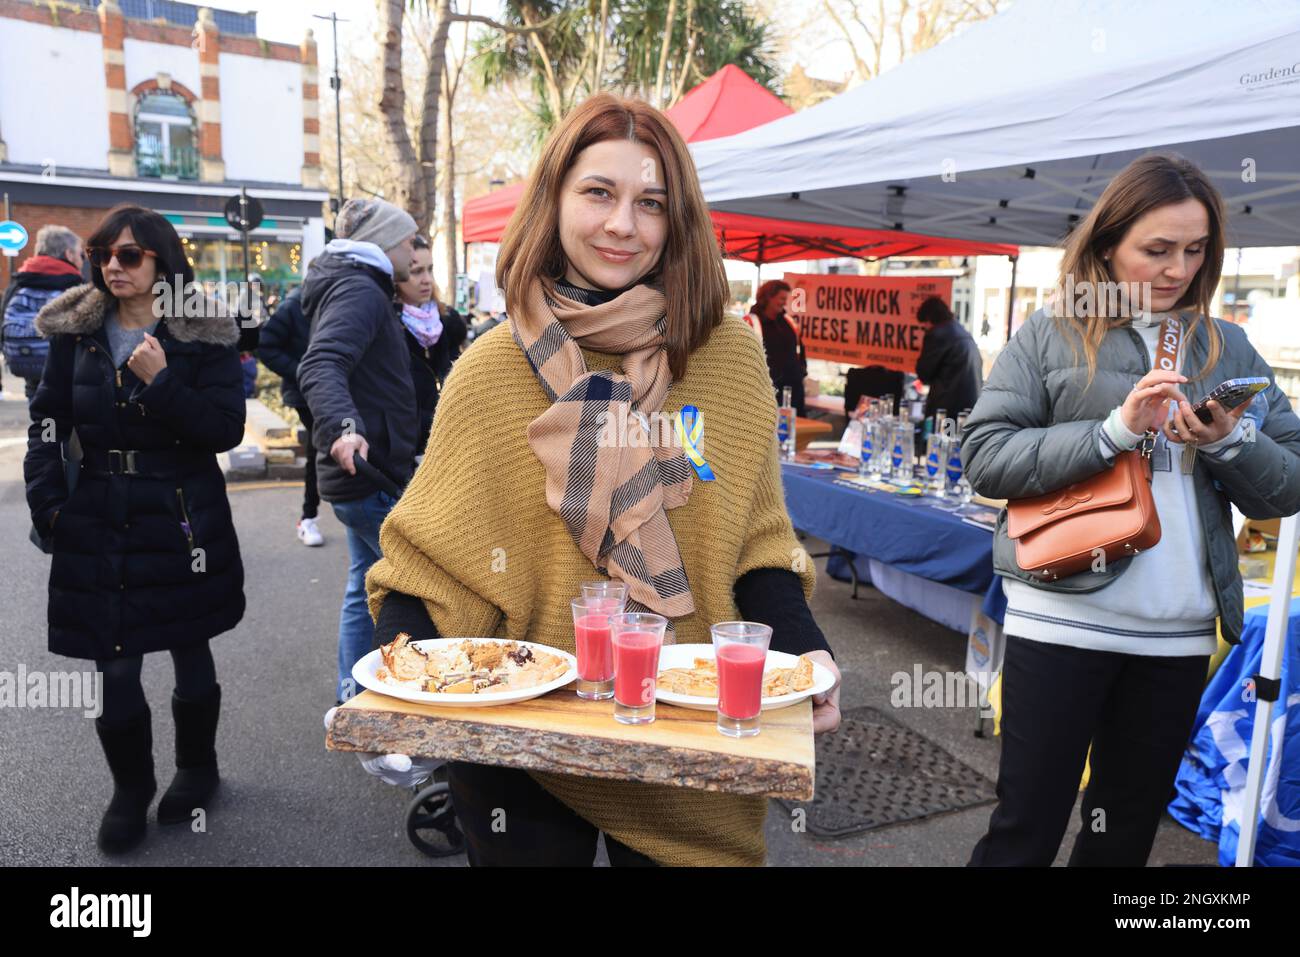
964;154;1300;867
297;199;419;703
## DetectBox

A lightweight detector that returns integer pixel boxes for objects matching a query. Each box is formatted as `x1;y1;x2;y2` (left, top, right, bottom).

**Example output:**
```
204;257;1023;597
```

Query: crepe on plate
377;634;569;694
657;654;815;698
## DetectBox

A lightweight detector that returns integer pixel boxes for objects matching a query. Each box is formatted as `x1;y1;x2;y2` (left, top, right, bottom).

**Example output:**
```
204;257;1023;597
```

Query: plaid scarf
511;275;695;626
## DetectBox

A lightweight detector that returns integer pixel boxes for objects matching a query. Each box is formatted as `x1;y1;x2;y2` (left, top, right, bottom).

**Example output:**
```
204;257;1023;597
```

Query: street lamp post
313;11;348;215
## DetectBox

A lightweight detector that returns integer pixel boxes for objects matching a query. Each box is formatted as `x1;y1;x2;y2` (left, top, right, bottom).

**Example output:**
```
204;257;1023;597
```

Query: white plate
352;638;577;708
654;645;835;711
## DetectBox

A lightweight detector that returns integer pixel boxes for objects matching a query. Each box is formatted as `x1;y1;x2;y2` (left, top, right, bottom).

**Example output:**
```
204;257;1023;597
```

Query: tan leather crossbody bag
1006;315;1179;581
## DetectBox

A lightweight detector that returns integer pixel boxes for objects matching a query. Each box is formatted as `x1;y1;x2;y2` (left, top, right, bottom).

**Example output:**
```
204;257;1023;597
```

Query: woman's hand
1164;398;1248;448
1120;370;1188;435
804;650;841;734
126;332;167;385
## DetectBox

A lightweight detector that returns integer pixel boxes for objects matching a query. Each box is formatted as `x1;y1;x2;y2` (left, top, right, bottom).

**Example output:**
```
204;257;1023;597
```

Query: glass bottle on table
891;419;914;483
924;432;947;497
777;386;797;460
858;410;874;478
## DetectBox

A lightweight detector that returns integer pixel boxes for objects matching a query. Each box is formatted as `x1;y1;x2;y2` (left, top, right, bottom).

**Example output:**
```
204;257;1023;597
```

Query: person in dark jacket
914;296;983;419
2;225;85;400
255;280;324;546
396;235;467;451
25;205;245;855
747;279;807;415
297;198;419;703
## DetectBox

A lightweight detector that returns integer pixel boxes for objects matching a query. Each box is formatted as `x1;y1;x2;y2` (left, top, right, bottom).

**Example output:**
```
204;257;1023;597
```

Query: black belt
80;447;208;478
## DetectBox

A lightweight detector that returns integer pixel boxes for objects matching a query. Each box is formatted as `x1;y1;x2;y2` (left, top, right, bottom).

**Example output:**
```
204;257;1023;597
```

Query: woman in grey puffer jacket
964;154;1300;867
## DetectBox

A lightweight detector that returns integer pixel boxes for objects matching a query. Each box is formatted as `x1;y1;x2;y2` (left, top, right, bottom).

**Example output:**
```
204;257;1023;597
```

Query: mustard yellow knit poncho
366;314;815;866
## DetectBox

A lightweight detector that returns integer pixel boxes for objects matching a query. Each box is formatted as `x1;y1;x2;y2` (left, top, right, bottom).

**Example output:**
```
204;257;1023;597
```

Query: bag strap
1153;313;1183;376
1132;313;1183;473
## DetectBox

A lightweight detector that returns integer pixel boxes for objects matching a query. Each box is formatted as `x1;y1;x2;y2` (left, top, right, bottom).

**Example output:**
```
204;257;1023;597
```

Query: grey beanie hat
334;198;418;251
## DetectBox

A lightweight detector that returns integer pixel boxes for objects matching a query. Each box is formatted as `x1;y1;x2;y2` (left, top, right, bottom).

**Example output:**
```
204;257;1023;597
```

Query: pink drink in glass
609;613;667;724
710;621;773;737
575;615;613;680
613;633;660;705
571;597;621;700
716;643;767;720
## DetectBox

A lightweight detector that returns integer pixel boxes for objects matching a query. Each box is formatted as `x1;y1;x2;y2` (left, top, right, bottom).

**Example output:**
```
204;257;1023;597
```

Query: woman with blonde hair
345;91;841;866
964;153;1300;866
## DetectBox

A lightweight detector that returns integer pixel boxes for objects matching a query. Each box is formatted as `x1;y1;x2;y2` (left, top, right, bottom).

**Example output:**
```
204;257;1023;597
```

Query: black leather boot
94;708;157;854
157;684;221;826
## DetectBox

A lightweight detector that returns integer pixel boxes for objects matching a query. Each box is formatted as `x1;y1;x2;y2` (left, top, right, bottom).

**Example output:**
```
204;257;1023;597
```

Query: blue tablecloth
1168;597;1300;867
781;463;999;598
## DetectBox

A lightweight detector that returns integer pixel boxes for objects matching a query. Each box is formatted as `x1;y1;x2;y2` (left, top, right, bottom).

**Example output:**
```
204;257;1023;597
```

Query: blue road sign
0;220;29;253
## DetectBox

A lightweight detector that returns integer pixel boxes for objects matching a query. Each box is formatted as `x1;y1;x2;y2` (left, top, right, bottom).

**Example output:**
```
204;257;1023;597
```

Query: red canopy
461;67;1018;260
711;211;1019;263
665;63;794;142
461;181;527;244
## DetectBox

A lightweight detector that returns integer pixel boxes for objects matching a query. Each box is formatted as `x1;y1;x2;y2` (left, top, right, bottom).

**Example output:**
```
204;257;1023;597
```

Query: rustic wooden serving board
327;685;815;800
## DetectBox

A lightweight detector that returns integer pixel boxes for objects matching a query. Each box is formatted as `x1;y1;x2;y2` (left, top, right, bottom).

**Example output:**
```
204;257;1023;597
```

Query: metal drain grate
778;706;996;838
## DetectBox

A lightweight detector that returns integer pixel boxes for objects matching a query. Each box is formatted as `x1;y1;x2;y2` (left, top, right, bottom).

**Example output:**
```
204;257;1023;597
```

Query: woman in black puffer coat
25;205;245;855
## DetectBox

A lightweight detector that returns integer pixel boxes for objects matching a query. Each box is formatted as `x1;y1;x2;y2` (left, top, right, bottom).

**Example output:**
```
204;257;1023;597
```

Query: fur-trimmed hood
34;284;240;347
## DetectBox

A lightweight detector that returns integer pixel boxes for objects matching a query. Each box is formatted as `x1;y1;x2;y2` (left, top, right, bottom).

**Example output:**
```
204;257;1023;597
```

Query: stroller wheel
405;781;466;859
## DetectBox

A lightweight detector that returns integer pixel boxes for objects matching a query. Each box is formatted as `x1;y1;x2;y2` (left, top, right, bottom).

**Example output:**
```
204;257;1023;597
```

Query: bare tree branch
823;0;874;81
668;0;698;107
378;0;424;223
446;10;559;35
521;4;563;119
593;0;609;91
654;0;679;107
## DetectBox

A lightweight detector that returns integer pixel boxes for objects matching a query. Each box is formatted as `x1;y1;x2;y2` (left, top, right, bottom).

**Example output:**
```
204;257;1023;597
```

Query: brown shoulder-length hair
495;92;728;381
1053;153;1225;384
754;279;791;317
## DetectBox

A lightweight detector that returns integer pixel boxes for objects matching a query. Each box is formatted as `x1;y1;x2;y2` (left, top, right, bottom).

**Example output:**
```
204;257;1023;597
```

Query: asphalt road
0;368;1216;867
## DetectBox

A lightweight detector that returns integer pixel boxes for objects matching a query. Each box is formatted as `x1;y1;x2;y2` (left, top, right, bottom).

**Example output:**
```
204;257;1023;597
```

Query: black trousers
446;761;658;867
969;635;1207;867
295;405;320;520
95;641;217;726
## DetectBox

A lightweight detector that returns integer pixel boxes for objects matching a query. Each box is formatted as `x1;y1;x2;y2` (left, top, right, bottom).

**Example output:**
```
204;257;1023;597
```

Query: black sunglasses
86;244;157;270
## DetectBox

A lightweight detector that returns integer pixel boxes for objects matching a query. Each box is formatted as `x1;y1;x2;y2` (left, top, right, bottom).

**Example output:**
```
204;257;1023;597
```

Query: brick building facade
0;0;328;292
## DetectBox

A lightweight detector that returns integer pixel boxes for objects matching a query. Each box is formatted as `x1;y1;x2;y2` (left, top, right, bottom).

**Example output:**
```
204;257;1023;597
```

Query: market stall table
327;685;816;800
781;462;999;633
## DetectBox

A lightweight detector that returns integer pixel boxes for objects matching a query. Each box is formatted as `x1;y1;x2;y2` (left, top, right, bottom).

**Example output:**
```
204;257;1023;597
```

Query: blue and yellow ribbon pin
675;405;716;481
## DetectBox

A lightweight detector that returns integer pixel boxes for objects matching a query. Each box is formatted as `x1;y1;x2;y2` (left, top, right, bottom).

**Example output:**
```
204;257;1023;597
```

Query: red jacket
18;254;82;278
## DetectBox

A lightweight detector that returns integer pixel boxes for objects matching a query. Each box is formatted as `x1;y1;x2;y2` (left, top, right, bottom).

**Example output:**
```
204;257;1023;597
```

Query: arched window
135;91;198;180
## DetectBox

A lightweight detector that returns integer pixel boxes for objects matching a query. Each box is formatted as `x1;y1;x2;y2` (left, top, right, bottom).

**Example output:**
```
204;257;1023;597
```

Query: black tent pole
1005;254;1019;342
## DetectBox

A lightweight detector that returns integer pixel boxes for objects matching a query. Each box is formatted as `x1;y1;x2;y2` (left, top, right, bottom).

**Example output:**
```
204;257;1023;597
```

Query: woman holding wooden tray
353;92;841;866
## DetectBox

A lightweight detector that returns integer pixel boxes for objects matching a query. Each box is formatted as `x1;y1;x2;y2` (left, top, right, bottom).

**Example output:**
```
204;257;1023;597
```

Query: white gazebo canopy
691;0;1300;248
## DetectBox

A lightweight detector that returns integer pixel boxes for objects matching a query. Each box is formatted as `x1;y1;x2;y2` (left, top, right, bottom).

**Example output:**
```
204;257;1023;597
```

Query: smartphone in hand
1191;377;1269;424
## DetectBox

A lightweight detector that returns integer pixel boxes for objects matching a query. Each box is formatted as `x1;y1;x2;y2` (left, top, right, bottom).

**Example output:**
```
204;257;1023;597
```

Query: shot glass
711;621;773;737
610;613;668;724
571;596;621;700
580;580;628;609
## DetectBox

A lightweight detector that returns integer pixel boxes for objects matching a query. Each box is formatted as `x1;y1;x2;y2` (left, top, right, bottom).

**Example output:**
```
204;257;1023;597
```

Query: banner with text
783;273;953;371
